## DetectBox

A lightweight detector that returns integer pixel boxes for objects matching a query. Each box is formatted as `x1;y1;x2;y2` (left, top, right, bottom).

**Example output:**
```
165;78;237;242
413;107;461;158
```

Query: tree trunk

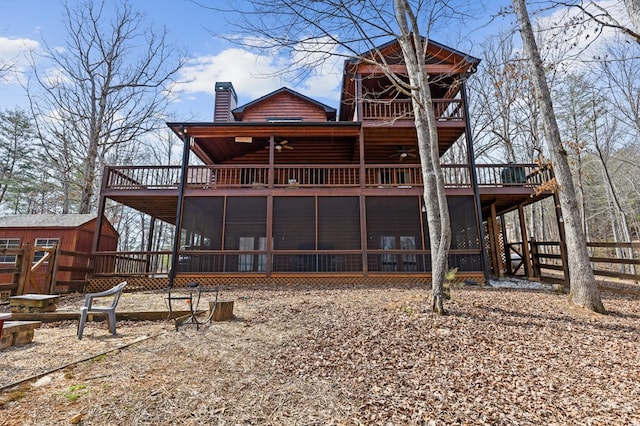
394;0;451;314
512;0;606;313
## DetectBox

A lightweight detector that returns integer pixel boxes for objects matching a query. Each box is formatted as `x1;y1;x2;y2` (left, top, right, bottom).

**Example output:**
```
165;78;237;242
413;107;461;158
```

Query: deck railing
104;163;553;191
361;99;464;121
91;249;483;277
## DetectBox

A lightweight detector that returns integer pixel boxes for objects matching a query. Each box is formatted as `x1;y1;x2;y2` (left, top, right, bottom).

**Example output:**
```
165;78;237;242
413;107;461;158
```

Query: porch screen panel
223;197;267;273
365;196;425;272
273;197;315;250
318;197;360;250
448;196;479;250
365;197;423;249
224;197;267;249
448;196;482;272
181;197;224;249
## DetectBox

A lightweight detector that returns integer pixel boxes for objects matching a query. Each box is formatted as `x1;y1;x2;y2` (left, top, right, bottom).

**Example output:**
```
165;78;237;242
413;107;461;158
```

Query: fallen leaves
0;284;639;425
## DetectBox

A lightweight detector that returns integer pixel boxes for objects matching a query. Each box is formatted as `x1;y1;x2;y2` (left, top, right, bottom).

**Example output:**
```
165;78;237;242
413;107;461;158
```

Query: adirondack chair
77;281;127;339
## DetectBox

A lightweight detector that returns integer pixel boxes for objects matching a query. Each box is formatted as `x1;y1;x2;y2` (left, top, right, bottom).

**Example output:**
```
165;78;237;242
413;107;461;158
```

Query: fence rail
526;241;639;284
0;244;93;296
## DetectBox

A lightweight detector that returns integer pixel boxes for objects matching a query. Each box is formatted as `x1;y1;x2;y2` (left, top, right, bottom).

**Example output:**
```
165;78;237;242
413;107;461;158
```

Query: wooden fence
508;241;640;285
0;244;92;297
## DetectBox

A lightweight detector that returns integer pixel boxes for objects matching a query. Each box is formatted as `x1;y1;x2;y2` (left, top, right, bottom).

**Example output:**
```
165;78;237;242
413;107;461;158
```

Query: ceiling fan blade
282;144;294;150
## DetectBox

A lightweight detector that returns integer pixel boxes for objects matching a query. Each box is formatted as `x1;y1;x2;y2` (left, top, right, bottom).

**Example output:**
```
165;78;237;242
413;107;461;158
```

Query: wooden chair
77;281;127;340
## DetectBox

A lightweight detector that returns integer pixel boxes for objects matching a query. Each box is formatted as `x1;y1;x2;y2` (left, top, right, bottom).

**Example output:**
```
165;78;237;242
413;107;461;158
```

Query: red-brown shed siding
0;217;118;288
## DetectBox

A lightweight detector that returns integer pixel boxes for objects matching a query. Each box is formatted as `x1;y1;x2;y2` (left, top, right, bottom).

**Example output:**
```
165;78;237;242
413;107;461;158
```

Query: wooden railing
526;241;639;285
0;244;93;295
105;163;552;191
92;249;483;277
475;164;553;187
361;99;464;121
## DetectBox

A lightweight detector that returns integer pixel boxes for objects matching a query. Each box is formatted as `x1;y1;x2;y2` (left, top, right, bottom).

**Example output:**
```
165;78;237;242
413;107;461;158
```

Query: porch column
266;135;275;277
168;126;191;289
358;128;368;276
145;217;156;274
90;167;110;278
461;81;490;282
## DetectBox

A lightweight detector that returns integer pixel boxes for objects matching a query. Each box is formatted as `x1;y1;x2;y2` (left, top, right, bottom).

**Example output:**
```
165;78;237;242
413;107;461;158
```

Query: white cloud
173;44;342;109
0;36;40;84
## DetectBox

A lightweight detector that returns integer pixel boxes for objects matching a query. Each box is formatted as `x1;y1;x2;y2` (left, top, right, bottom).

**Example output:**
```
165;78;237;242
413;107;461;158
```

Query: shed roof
0;214;98;228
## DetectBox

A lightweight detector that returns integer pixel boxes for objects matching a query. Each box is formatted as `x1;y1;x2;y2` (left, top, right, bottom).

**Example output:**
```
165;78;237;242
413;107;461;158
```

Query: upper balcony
361;98;464;123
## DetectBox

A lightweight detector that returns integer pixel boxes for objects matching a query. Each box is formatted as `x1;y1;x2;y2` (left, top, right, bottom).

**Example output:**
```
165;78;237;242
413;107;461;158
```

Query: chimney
214;81;237;122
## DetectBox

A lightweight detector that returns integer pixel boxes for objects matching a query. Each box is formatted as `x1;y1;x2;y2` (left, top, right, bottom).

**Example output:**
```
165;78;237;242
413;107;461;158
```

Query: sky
0;0;628;122
0;0;512;121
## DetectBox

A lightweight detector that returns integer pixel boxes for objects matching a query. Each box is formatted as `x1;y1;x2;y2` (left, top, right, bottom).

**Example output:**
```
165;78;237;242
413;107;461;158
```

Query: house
89;39;555;291
0;214;118;294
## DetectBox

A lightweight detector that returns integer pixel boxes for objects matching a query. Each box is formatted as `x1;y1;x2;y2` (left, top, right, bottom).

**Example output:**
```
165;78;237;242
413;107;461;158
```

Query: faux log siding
242;92;329;122
225;140;357;165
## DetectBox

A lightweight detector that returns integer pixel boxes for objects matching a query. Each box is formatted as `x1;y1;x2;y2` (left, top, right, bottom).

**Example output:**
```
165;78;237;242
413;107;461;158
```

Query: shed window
0;239;20;263
33;238;60;263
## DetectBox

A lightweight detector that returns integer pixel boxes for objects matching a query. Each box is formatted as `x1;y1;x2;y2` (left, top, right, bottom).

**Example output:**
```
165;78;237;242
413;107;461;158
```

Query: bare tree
552;0;640;43
28;0;185;214
512;0;606;313
205;0;479;313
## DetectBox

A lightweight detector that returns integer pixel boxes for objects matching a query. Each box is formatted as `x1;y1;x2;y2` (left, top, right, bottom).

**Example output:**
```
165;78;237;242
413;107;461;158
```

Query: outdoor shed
0;214;119;295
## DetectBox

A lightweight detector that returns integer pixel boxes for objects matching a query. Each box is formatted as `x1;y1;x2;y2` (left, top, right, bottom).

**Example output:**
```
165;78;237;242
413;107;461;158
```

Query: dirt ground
1;281;639;425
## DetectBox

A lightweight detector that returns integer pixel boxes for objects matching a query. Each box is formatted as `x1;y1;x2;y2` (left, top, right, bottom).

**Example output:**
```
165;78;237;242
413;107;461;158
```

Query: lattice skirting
87;273;485;293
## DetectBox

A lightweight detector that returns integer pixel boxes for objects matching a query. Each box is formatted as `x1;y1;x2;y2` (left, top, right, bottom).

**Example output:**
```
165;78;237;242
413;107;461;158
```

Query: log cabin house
90;39;555;290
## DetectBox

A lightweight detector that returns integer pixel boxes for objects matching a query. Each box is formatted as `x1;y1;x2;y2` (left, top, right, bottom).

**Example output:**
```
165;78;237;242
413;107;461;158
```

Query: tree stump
210;300;234;321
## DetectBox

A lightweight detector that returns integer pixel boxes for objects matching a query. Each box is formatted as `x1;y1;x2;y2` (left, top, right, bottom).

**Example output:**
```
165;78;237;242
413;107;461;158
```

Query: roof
0;214;99;228
232;87;336;121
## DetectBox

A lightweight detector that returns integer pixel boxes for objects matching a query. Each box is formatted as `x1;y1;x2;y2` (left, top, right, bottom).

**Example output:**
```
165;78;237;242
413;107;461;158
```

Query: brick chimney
214;81;237;122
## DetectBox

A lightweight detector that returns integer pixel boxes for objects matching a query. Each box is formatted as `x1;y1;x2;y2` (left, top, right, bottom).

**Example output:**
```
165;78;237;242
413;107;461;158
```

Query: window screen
34;238;59;263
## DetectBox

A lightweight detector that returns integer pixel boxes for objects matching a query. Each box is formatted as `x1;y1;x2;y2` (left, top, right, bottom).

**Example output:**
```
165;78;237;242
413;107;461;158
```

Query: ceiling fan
266;138;293;151
389;146;417;161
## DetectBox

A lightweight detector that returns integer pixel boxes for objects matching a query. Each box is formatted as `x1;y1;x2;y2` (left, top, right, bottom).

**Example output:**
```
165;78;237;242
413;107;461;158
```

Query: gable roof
0;214;99;228
339;37;480;121
232;87;336;121
346;37;480;68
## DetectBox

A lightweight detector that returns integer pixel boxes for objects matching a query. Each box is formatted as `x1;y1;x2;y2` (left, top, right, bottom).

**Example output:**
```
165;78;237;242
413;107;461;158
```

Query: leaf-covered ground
1;282;639;425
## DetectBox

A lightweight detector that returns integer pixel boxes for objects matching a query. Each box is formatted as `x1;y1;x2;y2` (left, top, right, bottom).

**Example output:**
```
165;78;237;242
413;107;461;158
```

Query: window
33;238;59;263
0;239;20;263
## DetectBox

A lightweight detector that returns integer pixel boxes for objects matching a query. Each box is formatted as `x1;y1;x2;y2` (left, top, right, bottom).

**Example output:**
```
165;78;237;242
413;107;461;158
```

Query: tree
207;0;478;313
0;109;39;212
28;0;185;214
512;0;606;313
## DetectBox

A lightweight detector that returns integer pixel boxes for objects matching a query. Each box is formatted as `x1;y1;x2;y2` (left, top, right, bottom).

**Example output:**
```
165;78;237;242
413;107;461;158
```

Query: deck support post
553;192;570;287
489;203;504;277
517;203;533;278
